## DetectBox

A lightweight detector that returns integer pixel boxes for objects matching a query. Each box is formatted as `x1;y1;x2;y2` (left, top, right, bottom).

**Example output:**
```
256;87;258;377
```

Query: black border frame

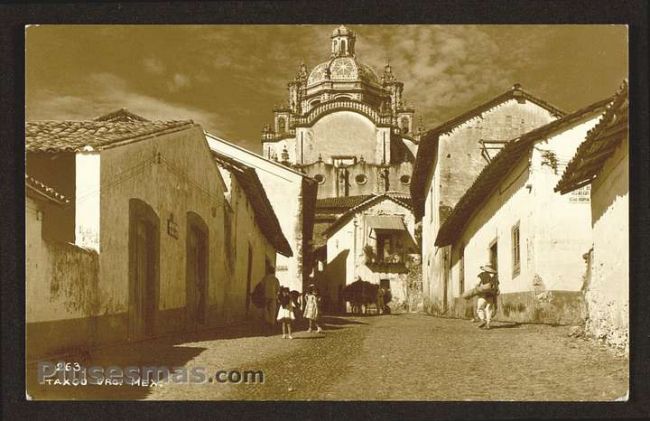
2;1;648;420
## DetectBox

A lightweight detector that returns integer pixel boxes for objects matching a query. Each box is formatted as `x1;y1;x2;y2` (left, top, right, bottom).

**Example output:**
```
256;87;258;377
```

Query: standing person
261;269;280;331
376;286;385;315
276;287;295;339
474;263;499;329
303;284;323;333
290;290;302;321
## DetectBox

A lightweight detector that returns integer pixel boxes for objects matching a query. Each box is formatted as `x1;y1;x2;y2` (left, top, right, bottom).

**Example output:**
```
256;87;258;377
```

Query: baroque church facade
262;25;421;199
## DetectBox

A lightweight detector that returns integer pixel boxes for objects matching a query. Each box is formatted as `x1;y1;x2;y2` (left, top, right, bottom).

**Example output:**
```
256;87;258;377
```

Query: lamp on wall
167;213;179;239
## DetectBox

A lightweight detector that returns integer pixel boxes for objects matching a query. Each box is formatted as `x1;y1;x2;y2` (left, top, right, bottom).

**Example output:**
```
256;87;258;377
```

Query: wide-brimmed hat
480;264;497;274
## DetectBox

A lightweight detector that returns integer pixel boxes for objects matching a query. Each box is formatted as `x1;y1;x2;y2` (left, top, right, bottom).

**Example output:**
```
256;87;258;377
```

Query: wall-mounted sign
570;185;591;203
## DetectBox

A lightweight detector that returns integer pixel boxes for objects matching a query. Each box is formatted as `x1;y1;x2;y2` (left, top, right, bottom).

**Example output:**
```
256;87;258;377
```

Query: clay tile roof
555;80;629;194
411;84;567;219
213;152;293;257
26;117;195;153
435;95;613;247
315;194;375;212
93;108;150;122
323;192;413;238
25;174;70;206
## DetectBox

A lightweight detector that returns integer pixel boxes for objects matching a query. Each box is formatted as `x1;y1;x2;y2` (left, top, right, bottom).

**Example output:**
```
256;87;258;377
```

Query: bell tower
331;25;356;57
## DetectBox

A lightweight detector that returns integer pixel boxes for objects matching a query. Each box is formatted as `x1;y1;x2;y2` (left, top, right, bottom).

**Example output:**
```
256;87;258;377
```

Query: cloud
355;25;516;127
143;56;165;75
27;72;228;137
167;73;192;92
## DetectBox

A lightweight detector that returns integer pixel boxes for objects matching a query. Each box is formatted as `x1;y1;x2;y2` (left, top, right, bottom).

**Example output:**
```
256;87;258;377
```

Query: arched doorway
186;212;209;331
128;199;160;341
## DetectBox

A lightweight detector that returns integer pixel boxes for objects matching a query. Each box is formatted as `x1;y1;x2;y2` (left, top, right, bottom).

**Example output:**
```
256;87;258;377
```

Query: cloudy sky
26;25;627;153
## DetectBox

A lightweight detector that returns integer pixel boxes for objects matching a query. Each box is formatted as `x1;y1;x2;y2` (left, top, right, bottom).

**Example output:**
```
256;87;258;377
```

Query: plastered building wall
421;99;558;310
587;138;628;349
325;199;415;307
441;117;599;324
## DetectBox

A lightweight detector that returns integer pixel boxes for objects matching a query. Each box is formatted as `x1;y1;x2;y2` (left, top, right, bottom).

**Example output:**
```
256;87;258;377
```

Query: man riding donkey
463;263;499;329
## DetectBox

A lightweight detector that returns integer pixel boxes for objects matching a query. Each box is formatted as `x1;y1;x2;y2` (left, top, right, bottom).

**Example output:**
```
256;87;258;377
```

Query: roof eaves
97;122;196;151
205;131;314;180
435;95;613;247
25;174;70;206
411;131;440;219
425;86;566;138
216;154;292;257
555;81;629;194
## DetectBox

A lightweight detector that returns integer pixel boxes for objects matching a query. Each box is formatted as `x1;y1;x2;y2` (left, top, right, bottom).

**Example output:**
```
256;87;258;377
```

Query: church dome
307;57;380;86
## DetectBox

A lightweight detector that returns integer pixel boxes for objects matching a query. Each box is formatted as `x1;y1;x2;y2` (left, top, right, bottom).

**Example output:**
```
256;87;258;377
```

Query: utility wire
69;151;224;207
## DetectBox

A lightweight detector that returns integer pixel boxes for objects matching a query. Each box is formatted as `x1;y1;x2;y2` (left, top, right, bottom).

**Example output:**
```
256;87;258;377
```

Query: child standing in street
276;287;295;339
303;284;323;333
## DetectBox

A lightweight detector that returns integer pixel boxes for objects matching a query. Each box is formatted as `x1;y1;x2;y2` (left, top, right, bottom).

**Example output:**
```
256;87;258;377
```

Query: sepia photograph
23;23;629;401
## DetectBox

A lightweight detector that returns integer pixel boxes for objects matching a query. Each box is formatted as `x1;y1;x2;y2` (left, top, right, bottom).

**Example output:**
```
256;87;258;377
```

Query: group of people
276;284;323;339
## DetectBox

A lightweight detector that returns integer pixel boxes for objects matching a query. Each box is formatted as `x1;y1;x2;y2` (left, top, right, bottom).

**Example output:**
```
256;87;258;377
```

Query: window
277;117;286;133
355;174;367;184
314;174;326;184
400;117;410;134
459;244;465;293
400;174;411;185
489;238;498;272
512;223;521;277
376;233;394;263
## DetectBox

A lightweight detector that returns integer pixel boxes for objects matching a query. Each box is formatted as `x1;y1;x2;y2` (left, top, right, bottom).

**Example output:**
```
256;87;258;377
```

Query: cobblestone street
27;313;628;401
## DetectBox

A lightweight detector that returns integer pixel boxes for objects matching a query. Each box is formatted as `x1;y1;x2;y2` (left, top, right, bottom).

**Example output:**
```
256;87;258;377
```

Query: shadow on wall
320;249;350;313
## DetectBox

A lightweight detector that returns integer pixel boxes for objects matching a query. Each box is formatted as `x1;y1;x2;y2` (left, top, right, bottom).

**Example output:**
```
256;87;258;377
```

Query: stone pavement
26;314;628;401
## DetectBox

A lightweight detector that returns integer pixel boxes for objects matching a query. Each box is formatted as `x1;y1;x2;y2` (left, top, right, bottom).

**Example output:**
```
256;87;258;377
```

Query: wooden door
129;199;159;341
187;225;207;328
131;217;156;339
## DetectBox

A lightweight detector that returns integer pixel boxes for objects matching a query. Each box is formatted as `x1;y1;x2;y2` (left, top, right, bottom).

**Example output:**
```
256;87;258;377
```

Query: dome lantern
331;25;356;57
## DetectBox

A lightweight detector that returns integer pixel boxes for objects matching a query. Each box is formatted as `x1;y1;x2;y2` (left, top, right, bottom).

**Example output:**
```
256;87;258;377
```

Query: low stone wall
424;290;585;326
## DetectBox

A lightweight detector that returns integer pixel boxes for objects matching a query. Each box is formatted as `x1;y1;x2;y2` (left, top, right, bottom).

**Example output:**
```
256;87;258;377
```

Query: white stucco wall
26;196;99;323
75;151;101;251
224;171;278;323
449;115;600;300
420;99;560;307
326;198;416;304
207;133;308;292
452;158;533;296
528;117;600;291
588;137;628;348
98;126;227;318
